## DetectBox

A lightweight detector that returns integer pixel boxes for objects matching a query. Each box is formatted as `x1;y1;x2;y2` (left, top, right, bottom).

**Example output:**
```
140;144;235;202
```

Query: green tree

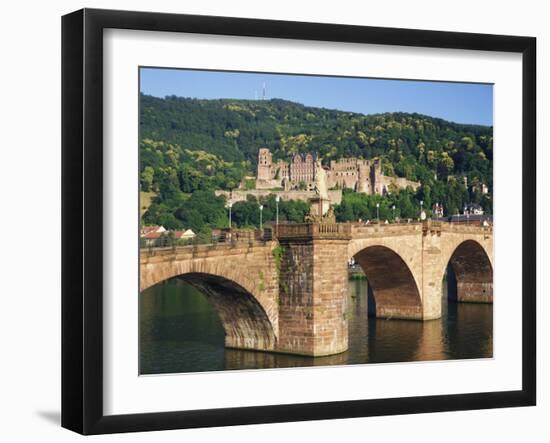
140;166;154;191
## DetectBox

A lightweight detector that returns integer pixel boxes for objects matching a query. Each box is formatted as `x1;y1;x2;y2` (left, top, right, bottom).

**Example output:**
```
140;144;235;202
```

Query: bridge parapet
349;220;492;239
438;221;493;235
350;222;422;237
140;240;272;260
421;220;492;239
275;222;351;241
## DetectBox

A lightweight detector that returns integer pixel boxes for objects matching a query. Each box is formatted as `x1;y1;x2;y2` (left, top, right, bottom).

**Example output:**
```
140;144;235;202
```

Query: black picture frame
62;8;536;435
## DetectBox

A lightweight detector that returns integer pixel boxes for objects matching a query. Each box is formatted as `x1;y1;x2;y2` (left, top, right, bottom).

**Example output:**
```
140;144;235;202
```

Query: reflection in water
140;278;493;375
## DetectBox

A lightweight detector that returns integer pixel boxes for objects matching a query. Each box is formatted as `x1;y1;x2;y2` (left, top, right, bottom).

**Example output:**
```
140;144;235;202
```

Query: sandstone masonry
255;147;420;195
140;221;493;357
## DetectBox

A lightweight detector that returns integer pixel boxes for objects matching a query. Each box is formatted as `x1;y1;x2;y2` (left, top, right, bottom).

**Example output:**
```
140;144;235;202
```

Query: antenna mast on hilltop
262;82;266;100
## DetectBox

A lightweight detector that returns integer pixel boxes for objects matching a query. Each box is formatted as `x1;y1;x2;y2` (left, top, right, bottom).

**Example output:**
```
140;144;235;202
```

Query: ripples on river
139;278;493;375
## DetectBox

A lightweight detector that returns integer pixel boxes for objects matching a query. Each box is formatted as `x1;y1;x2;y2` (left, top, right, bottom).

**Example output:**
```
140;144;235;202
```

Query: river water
140;278;493;375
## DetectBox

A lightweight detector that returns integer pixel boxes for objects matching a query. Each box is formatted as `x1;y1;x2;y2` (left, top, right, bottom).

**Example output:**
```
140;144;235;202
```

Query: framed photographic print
61;8;536;435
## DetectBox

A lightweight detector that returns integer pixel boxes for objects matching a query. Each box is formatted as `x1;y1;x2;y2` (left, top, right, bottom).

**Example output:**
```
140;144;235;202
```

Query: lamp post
376;202;380;223
392;205;396;222
420;200;426;221
259;204;264;230
275;195;280;226
227;202;233;229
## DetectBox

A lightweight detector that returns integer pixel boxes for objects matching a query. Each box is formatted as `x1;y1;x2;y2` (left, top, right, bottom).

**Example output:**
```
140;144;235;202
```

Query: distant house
173;229;196;241
472;183;490;195
463;203;484;215
141;230;164;247
449;214;492;224
140;225;166;237
211;228;222;242
140;226;195;247
432;203;444;218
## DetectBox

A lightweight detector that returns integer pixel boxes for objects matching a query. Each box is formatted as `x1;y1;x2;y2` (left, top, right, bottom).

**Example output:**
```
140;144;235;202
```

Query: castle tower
371;159;383;195
357;165;369;193
257;148;273;181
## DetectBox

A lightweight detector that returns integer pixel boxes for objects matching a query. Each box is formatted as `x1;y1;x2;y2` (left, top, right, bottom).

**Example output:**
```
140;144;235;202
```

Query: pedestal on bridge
308;196;331;217
275;223;351;357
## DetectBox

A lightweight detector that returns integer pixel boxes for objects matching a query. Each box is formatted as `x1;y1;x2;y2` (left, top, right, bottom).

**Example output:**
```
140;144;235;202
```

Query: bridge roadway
140;220;493;357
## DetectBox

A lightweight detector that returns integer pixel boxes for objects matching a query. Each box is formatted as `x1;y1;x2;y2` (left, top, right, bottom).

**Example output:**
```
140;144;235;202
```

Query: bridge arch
352;245;423;320
180;273;276;350
444;239;493;303
140;246;280;351
144;272;276;352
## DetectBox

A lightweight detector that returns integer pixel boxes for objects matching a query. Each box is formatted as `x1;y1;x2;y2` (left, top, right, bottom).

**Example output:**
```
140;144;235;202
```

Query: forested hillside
140;94;493;235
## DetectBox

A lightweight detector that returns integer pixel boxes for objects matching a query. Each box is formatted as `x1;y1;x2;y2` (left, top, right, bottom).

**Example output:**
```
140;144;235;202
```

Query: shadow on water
224;347;349;371
140;280;226;374
444;295;493;359
140;276;492;375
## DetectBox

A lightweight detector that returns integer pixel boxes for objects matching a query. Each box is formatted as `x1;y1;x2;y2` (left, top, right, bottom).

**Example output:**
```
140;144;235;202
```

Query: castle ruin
255;147;420;196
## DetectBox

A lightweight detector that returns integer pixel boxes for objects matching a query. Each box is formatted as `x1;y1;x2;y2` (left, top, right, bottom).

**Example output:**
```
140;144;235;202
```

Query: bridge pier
275;224;351;356
419;225;446;320
456;282;493;303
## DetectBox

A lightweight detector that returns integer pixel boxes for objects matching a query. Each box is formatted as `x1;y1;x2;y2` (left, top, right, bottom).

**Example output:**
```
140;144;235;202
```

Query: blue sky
140;67;493;126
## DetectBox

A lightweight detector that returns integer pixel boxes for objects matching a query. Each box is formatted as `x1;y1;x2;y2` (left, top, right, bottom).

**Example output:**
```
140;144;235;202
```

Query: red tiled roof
142;231;162;239
141;225;164;234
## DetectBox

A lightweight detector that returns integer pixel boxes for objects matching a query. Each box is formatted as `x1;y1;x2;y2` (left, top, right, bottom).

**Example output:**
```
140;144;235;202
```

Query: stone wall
375;174;421;194
255;178;282;190
216;189;343;206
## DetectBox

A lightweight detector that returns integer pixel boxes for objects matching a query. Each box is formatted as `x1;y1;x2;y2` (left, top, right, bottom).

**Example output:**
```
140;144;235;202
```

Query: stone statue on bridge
314;158;329;200
305;159;333;222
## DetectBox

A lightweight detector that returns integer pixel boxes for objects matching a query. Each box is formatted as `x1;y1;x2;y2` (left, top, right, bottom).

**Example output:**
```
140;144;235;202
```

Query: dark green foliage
143;190;227;234
231;194;309;228
140;139;250;195
141;94;492;181
335;189;419;222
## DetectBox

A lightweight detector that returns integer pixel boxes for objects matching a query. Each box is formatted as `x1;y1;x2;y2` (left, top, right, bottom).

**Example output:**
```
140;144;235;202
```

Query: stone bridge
140;220;493;357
